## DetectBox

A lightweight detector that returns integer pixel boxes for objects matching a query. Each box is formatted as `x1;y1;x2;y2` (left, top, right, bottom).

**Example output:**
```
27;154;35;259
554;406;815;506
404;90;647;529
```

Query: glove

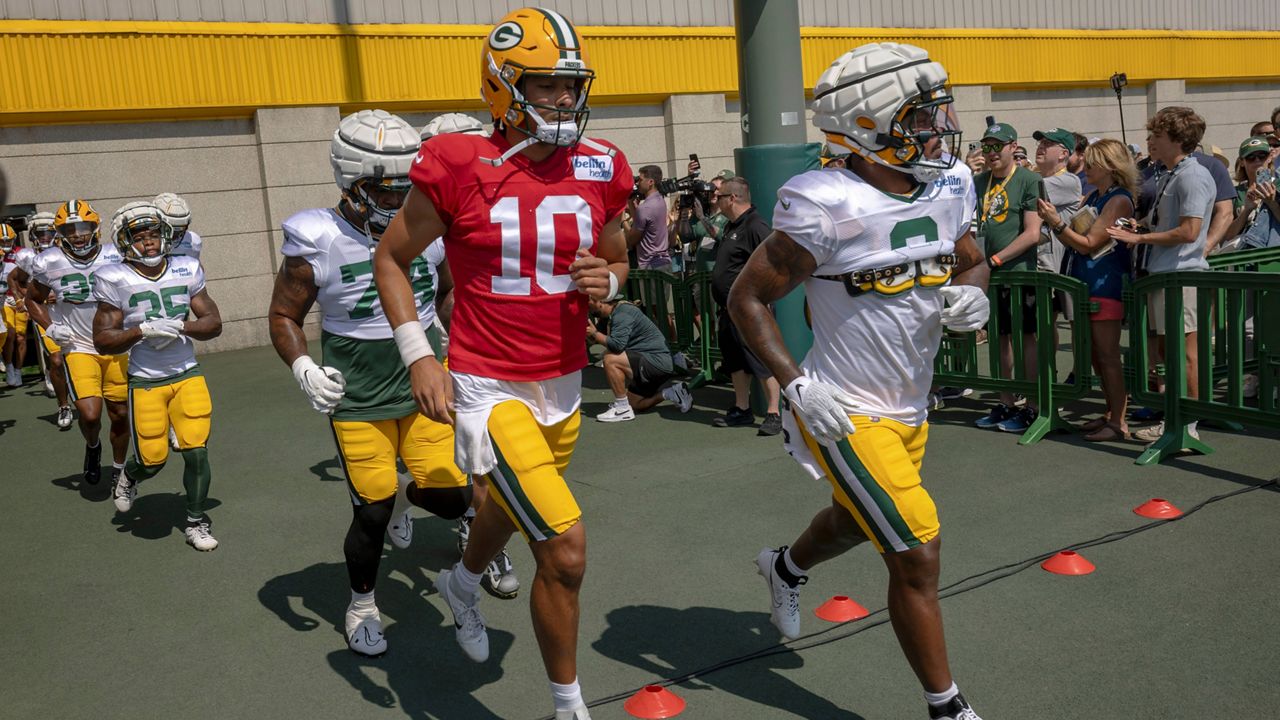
140;318;184;340
783;376;859;446
291;355;346;415
47;322;75;345
939;285;990;332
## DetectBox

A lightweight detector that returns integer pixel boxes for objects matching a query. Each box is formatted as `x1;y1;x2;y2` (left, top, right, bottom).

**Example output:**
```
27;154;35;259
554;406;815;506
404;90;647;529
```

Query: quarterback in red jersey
374;7;629;719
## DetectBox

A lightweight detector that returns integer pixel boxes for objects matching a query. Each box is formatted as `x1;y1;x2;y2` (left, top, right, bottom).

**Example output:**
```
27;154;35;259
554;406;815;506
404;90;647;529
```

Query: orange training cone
624;685;686;719
1041;551;1096;575
1134;497;1183;519
815;595;870;622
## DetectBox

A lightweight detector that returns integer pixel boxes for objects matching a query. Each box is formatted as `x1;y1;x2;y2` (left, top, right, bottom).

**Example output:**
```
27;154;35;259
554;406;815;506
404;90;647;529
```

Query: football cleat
456;514;473;556
436;567;489;662
83;443;102;485
388;508;413;550
184;517;219;551
345;603;388;657
482;549;520;599
756;547;806;641
56;405;74;429
554;704;593;720
928;693;983;720
5;365;20;388
111;468;135;512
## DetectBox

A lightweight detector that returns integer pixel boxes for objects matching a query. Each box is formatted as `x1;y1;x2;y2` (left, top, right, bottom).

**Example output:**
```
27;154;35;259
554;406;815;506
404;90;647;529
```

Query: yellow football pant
483;400;582;542
331;413;468;505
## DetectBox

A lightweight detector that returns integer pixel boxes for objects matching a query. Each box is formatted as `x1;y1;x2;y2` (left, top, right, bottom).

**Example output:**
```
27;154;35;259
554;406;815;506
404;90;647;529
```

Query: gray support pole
735;0;808;147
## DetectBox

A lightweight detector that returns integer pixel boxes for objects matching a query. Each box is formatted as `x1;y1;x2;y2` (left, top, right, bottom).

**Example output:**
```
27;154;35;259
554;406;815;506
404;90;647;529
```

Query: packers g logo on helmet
479;7;597;163
53;198;102;259
0;223;15;251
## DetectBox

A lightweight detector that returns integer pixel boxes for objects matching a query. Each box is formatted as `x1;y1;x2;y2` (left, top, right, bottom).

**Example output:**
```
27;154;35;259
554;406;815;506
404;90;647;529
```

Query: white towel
453;407;498;475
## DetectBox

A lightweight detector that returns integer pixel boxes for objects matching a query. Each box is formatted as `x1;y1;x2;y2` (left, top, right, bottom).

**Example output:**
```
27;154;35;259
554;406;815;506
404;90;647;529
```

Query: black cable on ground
535;478;1278;720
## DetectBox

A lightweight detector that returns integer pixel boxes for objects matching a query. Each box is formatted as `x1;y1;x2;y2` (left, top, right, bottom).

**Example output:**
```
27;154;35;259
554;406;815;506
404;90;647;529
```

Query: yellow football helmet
53;198;102;259
480;7;594;148
0;223;16;252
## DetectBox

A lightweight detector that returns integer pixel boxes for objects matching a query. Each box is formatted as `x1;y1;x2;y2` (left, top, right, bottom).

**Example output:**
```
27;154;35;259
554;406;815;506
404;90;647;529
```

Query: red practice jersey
410;132;632;381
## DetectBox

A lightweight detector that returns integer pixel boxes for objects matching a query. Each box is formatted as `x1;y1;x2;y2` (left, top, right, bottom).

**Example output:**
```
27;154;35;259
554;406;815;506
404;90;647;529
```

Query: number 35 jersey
773;166;973;426
31;245;123;355
410;132;632;381
93;256;204;380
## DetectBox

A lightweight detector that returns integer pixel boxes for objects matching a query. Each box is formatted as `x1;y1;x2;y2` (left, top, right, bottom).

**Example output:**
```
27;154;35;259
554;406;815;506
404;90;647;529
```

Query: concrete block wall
3;79;1275;354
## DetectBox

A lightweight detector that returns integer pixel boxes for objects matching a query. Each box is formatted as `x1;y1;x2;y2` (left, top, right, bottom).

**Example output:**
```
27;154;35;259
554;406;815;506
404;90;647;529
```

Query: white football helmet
111;201;172;267
420;113;487;140
153;192;192;239
811;42;959;182
331;109;420;239
27;211;58;251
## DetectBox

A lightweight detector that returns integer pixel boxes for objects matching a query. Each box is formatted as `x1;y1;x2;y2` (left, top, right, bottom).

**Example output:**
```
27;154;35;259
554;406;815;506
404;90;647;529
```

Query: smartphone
1037;180;1049;202
1258;168;1274;186
688;153;700;174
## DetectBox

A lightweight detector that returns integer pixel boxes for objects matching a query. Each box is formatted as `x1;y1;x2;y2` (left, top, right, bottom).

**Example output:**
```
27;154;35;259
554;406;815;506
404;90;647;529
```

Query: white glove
140;318;184;340
938;285;990;332
783;376;860;446
291;355;346;415
46;322;75;345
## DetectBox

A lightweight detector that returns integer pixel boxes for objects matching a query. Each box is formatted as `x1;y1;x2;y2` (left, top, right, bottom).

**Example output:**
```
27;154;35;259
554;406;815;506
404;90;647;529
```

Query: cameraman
711;177;782;436
683;169;733;271
627;165;672;270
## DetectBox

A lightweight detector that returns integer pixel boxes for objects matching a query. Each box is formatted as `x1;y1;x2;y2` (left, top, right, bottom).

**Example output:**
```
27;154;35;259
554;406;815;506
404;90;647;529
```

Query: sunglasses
980;142;1008;154
714;193;733;199
1244;153;1269;162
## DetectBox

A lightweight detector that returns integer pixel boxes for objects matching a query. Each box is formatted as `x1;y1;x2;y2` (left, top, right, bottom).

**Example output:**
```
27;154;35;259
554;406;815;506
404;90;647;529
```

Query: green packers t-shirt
974;165;1041;271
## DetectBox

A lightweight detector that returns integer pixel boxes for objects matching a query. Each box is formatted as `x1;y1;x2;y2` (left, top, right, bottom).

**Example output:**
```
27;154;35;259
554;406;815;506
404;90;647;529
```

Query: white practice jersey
280;208;442;340
14;247;37;275
31;245;123;355
93;256;204;380
171;229;203;261
774;165;973;426
4;248;35;307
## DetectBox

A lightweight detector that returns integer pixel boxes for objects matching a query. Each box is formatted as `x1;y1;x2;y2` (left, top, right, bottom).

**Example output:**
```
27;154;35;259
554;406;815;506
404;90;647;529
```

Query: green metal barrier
933;270;1096;445
624;268;722;389
1127;269;1280;465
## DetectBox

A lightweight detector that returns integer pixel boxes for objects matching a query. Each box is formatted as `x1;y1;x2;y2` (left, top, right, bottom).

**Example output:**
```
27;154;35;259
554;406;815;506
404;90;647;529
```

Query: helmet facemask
57;221;100;259
487;53;594;149
830;80;961;183
343;174;411;241
29;224;57;251
118;216;172;267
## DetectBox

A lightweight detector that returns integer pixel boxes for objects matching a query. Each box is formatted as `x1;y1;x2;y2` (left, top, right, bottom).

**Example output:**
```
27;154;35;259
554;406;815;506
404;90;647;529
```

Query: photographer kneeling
589;295;693;423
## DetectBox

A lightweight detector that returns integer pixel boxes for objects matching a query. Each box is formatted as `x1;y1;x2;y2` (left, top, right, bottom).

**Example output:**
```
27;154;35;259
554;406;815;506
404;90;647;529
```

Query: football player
728;44;989;720
268;109;475;657
374;9;631;719
91;202;223;550
26;200;131;485
10;212;74;423
1;222;23;387
153;193;202;261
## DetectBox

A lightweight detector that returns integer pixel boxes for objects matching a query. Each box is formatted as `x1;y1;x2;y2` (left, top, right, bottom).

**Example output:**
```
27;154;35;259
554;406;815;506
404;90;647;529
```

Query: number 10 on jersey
489;195;593;296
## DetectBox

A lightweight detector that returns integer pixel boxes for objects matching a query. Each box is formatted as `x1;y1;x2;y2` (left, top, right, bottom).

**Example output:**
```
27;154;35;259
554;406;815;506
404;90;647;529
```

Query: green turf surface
1;344;1277;719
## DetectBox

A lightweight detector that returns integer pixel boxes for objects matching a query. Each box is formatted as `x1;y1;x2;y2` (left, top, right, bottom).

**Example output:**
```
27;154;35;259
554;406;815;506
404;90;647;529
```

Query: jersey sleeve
774;178;839;266
30;252;51;287
604;150;634;222
280;213;329;287
425;237;446;269
409;136;464;225
91;267;122;307
189;260;207;296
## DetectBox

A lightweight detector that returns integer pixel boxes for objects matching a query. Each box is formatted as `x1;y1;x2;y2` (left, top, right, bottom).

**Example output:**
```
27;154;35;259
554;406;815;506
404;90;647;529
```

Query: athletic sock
924;682;960;707
450;561;482;599
550;677;583;713
774;547;806;587
87;440;100;449
350;589;377;614
112;462;125;470
186;515;204;526
611;396;630;409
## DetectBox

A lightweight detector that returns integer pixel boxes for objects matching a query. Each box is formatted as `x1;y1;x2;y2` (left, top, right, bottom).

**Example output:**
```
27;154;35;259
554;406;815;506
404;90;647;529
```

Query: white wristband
608;271;619;299
392;321;433;368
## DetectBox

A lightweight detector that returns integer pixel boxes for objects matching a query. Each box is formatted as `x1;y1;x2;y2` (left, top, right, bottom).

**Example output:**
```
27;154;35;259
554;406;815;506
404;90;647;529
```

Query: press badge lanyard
1138;155;1191;271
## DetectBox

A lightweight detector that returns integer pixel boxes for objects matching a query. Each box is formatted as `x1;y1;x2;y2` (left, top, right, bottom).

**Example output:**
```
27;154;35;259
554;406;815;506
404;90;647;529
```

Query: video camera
657;154;714;210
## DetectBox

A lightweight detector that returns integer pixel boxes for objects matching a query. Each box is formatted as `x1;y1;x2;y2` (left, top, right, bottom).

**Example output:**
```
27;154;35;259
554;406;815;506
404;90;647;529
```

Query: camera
1114;217;1147;234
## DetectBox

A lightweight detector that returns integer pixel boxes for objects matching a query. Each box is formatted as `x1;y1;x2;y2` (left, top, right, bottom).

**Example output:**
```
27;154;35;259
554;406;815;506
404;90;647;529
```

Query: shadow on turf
593;605;868;720
310;456;345;483
111;493;224;540
258;531;515;719
51;470;113;502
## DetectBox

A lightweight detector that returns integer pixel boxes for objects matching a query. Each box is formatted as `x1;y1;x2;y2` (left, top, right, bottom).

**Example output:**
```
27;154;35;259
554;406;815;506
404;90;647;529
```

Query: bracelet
987;254;1003;269
392;321;433;368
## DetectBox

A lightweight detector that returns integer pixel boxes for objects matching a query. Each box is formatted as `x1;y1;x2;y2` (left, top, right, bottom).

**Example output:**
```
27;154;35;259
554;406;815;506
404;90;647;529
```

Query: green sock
180;447;211;518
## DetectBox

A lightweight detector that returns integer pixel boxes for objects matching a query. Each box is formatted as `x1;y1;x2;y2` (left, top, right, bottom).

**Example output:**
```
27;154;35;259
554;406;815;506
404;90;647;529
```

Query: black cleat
83;444;102;485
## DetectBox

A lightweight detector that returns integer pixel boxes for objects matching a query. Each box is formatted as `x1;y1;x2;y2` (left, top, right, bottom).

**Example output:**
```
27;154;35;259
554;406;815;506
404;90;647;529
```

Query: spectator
588;295;692;422
964;145;986;174
710;176;782;436
1224;136;1280;250
1069;132;1095;198
1032;128;1082;361
1038;138;1137;441
627;165;672;270
1135;135;1235;256
683;169;732;272
973;122;1043;433
1013;145;1032;170
1109;106;1215;444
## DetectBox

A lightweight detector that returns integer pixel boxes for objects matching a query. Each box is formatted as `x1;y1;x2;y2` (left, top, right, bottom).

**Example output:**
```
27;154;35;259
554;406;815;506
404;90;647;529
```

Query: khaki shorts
1148;287;1199;336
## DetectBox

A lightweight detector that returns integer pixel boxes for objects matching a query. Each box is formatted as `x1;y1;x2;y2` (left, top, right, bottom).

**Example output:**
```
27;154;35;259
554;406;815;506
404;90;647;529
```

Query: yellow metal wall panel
2;21;1279;125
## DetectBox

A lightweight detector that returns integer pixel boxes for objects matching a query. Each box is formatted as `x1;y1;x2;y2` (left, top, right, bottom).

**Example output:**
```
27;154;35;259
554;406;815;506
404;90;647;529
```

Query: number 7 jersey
410;132;632;381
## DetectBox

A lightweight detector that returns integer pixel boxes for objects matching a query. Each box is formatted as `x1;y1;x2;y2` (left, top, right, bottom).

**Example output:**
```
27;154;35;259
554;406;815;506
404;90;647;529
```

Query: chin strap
481;135;541;167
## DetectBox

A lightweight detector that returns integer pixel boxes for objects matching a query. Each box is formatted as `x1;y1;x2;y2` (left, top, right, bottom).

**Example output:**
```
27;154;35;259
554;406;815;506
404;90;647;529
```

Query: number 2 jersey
92;256;205;380
280;207;443;421
409;132;632;381
31;245;124;355
773;166;973;426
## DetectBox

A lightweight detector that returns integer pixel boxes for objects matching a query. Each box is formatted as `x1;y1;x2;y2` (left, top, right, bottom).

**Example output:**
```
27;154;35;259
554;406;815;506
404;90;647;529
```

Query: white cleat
482;549;520;599
388;509;413;550
345;605;388;657
44;377;55;398
756;547;805;641
928;693;983;720
5;365;21;388
112;469;136;512
184;518;219;551
56;405;74;429
555;703;593;720
436;567;489;662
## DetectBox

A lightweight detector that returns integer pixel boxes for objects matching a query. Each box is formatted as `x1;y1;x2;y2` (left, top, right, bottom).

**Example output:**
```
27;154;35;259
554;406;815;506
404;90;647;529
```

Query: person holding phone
1223;136;1280;249
1032;128;1082;348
